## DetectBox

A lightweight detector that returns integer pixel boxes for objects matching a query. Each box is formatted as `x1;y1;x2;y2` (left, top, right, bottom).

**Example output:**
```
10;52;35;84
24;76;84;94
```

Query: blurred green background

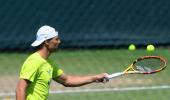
0;49;170;100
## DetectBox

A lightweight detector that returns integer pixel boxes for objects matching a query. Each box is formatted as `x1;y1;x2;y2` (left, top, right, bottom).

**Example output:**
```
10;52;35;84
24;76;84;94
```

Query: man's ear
43;41;49;48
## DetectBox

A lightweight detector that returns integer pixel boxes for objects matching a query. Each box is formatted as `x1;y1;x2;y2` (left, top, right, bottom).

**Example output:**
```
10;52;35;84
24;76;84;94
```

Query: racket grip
107;72;124;79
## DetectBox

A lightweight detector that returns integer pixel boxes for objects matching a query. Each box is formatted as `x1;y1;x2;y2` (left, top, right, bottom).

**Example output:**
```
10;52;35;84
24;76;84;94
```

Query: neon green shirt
20;52;63;100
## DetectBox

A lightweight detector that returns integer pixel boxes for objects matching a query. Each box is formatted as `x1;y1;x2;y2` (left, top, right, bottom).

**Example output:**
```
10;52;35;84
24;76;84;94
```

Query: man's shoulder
24;52;45;65
27;52;43;60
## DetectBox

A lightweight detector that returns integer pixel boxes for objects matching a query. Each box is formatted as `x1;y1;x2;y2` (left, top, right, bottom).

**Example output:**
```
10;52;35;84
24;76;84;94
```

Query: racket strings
133;58;164;73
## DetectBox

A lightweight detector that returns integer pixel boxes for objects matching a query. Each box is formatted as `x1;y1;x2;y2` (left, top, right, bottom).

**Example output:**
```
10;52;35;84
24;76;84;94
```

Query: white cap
31;25;58;47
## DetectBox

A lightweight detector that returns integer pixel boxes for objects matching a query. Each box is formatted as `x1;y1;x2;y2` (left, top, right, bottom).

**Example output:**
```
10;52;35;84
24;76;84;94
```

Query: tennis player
15;25;108;100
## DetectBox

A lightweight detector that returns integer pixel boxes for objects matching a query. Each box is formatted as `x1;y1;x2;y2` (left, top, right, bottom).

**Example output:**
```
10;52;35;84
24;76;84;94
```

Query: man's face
45;37;61;52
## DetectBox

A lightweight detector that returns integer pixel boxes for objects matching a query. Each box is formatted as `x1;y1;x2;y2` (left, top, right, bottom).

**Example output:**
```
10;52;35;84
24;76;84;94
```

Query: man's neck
37;48;51;59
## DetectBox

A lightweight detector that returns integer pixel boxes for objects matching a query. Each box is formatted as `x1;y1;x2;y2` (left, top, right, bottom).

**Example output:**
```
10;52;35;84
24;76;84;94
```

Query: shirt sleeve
49;60;64;78
20;59;40;82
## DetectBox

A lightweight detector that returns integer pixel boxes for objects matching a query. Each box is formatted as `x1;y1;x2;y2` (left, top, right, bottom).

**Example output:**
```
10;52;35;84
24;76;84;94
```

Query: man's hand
94;73;109;83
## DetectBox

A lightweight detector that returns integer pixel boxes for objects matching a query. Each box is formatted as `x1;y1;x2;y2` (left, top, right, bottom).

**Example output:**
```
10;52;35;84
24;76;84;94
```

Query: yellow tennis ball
146;44;155;51
128;44;136;51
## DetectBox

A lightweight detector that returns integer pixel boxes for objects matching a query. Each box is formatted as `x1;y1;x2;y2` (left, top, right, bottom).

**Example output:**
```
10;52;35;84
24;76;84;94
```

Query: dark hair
33;43;44;51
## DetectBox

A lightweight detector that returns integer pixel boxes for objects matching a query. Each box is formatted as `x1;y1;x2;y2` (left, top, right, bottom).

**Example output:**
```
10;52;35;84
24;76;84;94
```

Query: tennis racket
105;56;167;81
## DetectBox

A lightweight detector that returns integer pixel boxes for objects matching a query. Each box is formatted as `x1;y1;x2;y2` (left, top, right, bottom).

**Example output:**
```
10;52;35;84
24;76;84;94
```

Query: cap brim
31;40;44;47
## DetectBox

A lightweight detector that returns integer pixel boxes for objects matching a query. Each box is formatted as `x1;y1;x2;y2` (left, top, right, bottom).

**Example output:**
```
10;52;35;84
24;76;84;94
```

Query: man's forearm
63;75;96;87
16;88;26;100
55;73;108;87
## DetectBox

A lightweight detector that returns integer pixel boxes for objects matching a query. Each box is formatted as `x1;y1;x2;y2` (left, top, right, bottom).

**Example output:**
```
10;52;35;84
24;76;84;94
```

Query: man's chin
50;47;58;52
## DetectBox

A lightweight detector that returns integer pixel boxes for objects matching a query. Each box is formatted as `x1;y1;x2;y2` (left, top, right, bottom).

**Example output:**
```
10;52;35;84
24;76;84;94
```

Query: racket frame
106;56;167;80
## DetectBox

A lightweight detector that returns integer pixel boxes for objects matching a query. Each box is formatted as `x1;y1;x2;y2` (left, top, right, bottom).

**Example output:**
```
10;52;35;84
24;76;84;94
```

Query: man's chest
37;64;53;84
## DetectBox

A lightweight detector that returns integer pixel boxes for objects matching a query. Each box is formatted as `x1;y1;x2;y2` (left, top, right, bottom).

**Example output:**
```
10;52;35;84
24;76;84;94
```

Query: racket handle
102;72;123;82
107;72;124;79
